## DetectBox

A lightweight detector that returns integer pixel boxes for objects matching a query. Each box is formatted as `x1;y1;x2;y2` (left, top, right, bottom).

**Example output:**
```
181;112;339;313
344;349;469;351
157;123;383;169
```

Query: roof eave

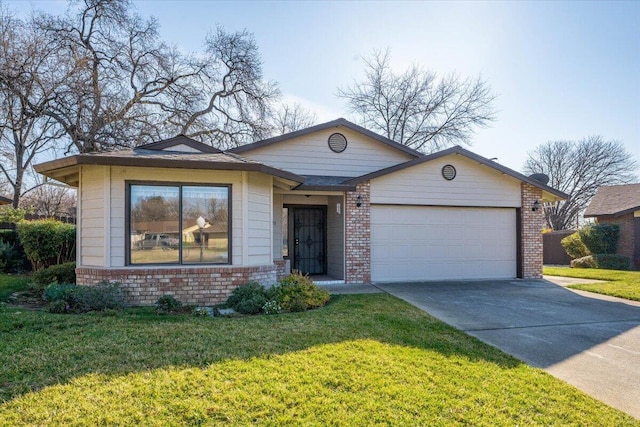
584;206;640;218
34;154;304;184
344;146;569;200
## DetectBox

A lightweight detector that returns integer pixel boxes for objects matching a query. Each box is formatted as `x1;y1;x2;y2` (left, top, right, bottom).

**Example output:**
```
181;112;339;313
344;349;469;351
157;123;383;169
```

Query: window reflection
129;184;229;265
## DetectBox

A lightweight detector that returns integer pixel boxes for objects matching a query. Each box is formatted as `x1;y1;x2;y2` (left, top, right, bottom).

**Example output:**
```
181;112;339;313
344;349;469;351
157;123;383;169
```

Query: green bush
579;224;619;255
570;254;630;270
156;295;183;314
592;254;631;270
43;282;77;302
43;281;124;313
32;262;76;290
0;230;29;272
225;282;271;315
16;220;76;270
561;232;590;259
571;256;596;268
47;299;69;314
272;272;330;313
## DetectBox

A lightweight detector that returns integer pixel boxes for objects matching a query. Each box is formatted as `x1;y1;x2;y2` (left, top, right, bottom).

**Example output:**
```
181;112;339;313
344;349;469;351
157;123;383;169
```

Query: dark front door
292;207;326;275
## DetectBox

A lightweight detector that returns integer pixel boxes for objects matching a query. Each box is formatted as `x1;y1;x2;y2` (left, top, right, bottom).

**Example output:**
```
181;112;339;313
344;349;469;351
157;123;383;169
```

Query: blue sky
8;0;640;174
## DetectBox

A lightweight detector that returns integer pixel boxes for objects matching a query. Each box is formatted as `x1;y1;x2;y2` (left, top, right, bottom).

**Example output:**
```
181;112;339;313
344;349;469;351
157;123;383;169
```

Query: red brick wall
274;259;289;280
345;181;371;283
76;265;276;306
521;183;544;278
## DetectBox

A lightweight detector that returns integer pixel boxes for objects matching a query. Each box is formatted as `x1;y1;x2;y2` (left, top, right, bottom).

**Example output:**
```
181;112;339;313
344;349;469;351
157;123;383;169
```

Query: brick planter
76;264;277;306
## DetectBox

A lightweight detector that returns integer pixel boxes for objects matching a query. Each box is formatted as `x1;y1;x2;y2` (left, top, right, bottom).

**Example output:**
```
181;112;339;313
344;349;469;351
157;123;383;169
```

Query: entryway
290;207;327;275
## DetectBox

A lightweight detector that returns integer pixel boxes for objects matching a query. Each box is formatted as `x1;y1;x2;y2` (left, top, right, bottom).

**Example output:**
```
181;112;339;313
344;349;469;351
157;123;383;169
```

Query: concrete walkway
376;279;640;419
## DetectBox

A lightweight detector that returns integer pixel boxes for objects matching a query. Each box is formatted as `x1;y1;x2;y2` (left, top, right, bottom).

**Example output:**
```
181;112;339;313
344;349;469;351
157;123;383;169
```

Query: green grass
0;277;636;425
545;266;640;301
0;274;30;301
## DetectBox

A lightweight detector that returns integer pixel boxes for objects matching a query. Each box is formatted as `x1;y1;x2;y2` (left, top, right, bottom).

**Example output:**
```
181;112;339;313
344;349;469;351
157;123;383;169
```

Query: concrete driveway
375;279;640;418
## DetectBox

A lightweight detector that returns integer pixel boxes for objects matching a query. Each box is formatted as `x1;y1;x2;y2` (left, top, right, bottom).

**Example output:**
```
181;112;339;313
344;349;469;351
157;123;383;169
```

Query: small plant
192;307;214;317
570;255;596;269
32;262;76;291
156;295;183;314
43;281;124;313
225;282;270;315
272;272;330;313
262;300;282;315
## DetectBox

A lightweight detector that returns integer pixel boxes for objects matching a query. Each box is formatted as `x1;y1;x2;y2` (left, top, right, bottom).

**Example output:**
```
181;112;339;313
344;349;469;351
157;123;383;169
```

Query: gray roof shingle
584;184;640;217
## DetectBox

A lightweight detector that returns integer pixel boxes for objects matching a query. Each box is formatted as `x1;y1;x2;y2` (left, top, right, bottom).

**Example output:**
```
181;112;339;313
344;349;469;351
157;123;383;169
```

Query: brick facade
345;181;371;283
274;259;290;280
521;183;545;278
76;265;276;306
598;213;639;269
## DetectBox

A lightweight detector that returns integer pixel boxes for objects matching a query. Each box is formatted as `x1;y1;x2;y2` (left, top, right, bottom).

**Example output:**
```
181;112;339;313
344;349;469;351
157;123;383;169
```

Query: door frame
285;204;328;275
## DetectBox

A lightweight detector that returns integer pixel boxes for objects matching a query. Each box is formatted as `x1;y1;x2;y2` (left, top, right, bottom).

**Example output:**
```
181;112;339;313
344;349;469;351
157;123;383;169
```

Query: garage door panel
371;206;516;282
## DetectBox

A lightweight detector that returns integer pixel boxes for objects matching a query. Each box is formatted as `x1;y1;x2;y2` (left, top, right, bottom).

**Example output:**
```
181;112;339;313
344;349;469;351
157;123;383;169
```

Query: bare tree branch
337;49;497;152
524;137;638;230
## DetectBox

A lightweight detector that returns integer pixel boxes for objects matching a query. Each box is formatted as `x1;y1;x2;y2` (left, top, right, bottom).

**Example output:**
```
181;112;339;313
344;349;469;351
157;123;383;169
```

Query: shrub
262;300;282;315
16;220;75;270
561;232;590;259
156;295;183;314
0;230;29;272
43;282;77;302
0;240;25;273
579;224;619;255
32;262;76;291
592;254;631;271
225;282;271;314
272;272;330;313
43;281;124;313
571;256;596;269
48;299;69;314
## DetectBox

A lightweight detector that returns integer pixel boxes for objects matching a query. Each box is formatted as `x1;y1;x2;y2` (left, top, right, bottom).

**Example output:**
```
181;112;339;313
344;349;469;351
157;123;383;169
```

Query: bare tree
31;0;201;153
270;102;318;135
338;50;496;152
20;184;77;218
524;137;638;230
0;8;65;207
161;27;279;149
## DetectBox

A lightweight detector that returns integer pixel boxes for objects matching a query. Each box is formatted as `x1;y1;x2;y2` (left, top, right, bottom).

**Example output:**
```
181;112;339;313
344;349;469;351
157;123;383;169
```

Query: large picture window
129;183;230;265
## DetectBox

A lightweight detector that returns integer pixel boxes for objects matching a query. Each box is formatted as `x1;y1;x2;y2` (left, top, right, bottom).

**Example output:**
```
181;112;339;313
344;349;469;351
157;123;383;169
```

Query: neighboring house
584;183;640;269
0;196;11;205
34;118;567;305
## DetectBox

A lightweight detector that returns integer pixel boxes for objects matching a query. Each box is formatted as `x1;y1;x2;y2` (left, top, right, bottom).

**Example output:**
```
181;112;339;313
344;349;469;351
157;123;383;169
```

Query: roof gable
137;135;222;153
584;183;640;217
229;118;423;158
346;145;568;201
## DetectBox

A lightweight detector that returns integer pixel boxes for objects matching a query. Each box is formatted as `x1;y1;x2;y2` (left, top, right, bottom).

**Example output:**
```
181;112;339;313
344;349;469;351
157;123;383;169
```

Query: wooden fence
543;230;575;265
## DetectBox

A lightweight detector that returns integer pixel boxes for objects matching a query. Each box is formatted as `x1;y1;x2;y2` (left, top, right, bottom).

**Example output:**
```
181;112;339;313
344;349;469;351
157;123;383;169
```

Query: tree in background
338;49;497;152
20;185;76;218
270;103;318;135
524;137;637;230
0;8;65;207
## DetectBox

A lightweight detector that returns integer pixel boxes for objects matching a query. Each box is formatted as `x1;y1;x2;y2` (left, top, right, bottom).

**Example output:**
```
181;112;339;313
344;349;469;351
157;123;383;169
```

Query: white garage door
371;206;517;282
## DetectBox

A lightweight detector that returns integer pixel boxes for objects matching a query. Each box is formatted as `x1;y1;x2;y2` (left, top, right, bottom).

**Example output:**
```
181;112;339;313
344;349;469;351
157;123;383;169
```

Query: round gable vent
328;133;347;153
442;164;456;180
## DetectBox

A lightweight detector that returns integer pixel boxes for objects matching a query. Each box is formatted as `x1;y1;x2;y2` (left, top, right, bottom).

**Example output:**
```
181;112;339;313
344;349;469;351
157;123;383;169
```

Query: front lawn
545;266;640;302
0;278;636;425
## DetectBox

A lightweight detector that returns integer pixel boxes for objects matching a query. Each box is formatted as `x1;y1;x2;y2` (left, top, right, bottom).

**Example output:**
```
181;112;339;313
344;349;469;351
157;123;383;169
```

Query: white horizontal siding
371;155;521;207
247;173;272;265
272;193;284;260
241;127;414;177
80;166;105;267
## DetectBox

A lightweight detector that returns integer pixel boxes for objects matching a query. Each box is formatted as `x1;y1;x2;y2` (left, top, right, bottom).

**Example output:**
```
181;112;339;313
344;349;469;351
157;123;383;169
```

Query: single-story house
34;118;567;305
0;196;12;205
584;183;640;269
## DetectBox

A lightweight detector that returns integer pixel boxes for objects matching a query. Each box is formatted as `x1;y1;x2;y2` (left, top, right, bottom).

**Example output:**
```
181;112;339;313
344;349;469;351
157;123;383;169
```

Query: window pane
130;185;180;264
181;186;229;264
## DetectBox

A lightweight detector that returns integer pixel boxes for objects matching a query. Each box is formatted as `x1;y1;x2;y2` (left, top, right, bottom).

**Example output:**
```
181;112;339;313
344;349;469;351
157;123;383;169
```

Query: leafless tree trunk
338;49;497;152
524;137;637;230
